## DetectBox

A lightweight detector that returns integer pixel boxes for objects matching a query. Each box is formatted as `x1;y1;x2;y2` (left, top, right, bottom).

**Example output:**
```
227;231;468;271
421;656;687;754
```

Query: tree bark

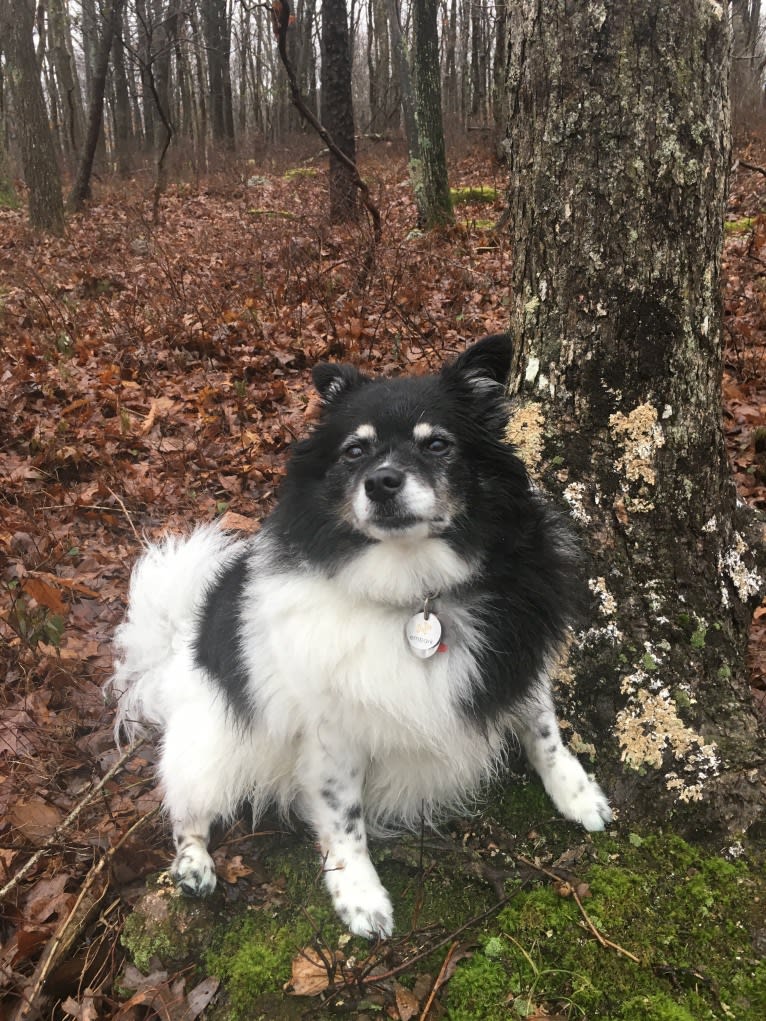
504;0;765;836
321;0;358;222
0;0;65;234
410;0;452;227
69;0;125;211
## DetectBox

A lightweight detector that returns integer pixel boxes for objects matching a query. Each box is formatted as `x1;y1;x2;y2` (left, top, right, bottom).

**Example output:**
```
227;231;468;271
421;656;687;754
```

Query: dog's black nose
365;466;405;502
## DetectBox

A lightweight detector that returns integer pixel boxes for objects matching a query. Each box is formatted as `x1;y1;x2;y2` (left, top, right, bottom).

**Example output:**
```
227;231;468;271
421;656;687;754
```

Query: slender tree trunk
504;0;765;836
321;0;358;222
385;0;418;159
48;0;86;164
411;0;452;227
69;0;125;211
112;7;134;175
135;0;157;150
200;0;234;149
0;0;65;234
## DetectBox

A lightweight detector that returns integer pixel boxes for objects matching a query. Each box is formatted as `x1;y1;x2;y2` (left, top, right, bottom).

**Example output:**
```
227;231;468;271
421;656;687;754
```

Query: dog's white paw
171;841;217;896
564;777;613;831
324;856;394;939
337;889;394;940
544;754;612;832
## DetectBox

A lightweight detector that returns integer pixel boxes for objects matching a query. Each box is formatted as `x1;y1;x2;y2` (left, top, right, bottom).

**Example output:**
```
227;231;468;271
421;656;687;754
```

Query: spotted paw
170;841;217;896
337;890;394;940
565;777;613;831
324;855;394;939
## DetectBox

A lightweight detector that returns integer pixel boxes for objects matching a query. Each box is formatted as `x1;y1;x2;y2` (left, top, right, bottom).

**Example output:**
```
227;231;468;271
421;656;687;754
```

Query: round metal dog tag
406;611;442;659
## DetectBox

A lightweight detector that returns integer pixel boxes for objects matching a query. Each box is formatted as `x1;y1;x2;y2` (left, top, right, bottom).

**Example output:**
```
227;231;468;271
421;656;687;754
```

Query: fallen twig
735;158;766;178
0;743;144;902
515;854;640;964
107;486;142;544
419;940;459;1021
15;806;160;1020
14;804;160;1021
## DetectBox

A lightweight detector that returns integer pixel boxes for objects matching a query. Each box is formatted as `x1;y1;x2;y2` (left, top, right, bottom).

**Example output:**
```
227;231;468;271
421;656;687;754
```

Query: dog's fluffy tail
106;525;248;744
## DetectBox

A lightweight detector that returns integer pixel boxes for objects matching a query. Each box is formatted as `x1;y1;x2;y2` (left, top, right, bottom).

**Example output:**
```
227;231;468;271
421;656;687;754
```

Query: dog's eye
425;436;451;455
343;443;365;461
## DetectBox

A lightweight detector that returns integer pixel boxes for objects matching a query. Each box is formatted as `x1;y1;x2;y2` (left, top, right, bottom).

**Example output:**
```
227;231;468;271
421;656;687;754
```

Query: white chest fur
240;558;481;752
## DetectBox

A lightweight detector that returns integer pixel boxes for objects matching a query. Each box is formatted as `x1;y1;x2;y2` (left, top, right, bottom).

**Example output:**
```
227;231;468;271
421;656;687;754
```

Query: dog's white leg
170;816;217;896
158;698;253;897
298;726;393;939
515;691;612;831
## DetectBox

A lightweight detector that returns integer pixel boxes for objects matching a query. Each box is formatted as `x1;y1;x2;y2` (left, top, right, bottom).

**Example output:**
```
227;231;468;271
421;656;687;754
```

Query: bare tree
322;0;358;222
69;0;126;210
0;0;65;233
410;0;452;226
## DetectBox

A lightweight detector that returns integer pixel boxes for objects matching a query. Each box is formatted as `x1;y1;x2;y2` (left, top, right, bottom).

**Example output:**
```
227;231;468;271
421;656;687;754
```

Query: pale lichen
589;576;616;616
563;482;591;524
615;666;720;802
505;401;545;472
718;532;763;606
610;403;665;485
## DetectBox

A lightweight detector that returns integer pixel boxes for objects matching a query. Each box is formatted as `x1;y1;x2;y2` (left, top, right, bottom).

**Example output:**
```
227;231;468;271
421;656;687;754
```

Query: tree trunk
47;0;86;165
410;0;452;227
111;6;134;176
69;0;125;211
321;0;358;222
384;0;419;161
0;0;65;234
504;0;765;836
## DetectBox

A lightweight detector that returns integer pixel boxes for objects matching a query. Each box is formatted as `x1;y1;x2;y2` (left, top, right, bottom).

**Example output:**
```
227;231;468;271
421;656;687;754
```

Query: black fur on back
193;551;252;717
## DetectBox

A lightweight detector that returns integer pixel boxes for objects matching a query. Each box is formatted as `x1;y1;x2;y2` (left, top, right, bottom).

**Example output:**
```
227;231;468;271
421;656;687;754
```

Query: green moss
283;167;318;180
0;184;19;209
724;217;755;234
690;624;707;649
642;651;659;671
444;831;765;1021
450;185;498;204
206;913;315;1016
445;953;509;1021
617;993;697;1020
121;883;221;974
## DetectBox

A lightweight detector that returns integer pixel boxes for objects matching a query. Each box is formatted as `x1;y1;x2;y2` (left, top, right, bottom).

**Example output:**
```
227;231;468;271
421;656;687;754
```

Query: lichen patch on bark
718;532;763;605
505;401;545;472
616;665;721;802
609;403;665;498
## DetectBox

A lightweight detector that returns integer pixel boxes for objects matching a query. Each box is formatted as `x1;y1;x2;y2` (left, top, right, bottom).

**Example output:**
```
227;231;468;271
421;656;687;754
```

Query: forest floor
1;138;765;1021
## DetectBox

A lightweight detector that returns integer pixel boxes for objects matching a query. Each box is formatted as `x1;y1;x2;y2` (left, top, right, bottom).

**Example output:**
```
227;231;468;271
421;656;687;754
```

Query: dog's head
284;334;522;547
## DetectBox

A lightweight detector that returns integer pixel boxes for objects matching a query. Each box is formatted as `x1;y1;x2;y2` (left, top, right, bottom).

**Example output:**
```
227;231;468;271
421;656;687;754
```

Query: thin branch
515;854;640;965
419;940;459;1021
0;743;144;901
735;158;766;178
17;807;160;1019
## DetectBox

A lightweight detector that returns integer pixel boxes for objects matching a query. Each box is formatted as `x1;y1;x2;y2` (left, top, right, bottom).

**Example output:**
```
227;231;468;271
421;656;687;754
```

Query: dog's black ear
312;362;367;404
448;333;512;386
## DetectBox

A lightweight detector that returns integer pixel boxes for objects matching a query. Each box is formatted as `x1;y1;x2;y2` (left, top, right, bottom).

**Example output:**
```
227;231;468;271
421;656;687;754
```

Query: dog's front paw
337;888;394;940
324;856;394;939
544;753;613;832
565;777;613;832
171;841;217;896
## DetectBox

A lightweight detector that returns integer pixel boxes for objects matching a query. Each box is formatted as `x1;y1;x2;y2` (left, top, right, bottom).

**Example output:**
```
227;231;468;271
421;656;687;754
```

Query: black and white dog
109;334;611;939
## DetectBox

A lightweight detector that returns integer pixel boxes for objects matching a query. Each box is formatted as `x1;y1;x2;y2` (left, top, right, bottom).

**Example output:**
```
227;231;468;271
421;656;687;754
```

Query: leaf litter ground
0;140;764;1020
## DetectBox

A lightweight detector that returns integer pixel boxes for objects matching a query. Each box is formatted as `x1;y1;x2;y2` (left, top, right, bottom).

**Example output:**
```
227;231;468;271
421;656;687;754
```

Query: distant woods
0;0;505;232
